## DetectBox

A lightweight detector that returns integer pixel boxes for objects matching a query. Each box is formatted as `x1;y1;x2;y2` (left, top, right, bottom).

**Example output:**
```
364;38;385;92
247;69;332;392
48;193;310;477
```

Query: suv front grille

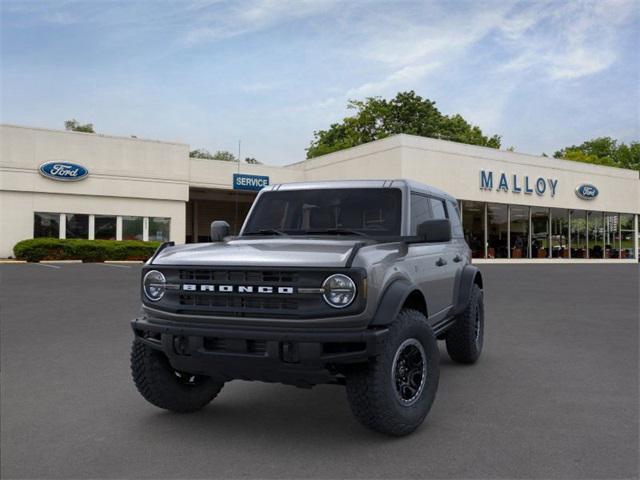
144;267;366;319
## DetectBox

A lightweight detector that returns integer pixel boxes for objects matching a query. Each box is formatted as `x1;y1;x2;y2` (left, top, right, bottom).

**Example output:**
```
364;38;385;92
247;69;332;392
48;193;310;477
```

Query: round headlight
322;274;356;308
143;270;166;301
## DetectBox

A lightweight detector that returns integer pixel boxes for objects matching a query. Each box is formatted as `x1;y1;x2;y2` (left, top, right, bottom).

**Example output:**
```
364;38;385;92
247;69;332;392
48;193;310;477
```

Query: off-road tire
345;309;439;436
131;340;224;413
445;283;484;364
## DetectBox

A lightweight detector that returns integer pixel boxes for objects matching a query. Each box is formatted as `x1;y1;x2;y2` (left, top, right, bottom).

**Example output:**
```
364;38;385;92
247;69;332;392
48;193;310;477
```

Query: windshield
243;188;402;237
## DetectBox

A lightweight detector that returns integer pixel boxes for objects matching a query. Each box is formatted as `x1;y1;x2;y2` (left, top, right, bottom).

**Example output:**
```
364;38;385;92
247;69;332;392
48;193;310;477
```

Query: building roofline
289;133;639;179
0;123;190;147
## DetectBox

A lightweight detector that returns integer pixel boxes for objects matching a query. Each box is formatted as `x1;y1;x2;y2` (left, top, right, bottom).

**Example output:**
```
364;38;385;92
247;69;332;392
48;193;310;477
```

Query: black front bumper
131;316;388;387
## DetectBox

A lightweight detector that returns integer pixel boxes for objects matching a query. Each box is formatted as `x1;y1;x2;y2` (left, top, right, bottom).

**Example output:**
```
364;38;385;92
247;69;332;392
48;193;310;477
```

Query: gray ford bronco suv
131;179;484;436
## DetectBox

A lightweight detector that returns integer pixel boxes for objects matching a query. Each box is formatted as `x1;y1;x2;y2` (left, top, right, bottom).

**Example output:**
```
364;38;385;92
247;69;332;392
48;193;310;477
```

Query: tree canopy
554;137;640;172
190;149;237;161
64;119;94;133
306;91;501;158
189;150;262;164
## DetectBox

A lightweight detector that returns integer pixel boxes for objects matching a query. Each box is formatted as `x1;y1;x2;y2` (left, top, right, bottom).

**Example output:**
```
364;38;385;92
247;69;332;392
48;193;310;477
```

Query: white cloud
499;0;637;80
347;63;440;97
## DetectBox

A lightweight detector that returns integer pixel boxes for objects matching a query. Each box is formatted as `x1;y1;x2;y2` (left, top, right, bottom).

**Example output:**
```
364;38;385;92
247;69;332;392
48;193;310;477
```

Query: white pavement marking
35;263;61;269
96;263;132;269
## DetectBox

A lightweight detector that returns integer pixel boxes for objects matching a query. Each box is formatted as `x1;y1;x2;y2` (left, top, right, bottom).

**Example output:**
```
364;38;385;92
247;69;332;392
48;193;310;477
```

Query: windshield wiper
305;228;369;237
244;229;288;236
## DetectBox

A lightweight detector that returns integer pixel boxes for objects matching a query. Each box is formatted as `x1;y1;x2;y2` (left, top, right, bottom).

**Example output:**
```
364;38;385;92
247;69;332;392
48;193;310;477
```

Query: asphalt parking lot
1;263;638;479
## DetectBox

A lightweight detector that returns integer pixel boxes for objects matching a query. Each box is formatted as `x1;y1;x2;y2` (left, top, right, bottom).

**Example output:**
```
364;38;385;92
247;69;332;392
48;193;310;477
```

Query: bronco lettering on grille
182;284;295;294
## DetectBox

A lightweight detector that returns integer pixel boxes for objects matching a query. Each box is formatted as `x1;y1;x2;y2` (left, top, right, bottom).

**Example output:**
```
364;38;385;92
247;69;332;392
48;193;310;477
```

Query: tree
189;149;238;161
554;137;640;172
212;150;237;162
64;119;94;133
244;157;261;164
306;91;501;158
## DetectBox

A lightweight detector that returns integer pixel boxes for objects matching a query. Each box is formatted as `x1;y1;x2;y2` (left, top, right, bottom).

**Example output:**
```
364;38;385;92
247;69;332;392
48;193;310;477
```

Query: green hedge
13;238;162;262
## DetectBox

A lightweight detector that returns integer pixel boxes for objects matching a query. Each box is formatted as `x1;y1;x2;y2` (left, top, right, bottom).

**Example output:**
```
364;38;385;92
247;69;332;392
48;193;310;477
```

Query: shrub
13;238;162;262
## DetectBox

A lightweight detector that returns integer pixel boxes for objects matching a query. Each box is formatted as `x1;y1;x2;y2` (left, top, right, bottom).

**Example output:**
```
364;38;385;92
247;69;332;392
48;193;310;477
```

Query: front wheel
345;309;440;436
131;340;224;413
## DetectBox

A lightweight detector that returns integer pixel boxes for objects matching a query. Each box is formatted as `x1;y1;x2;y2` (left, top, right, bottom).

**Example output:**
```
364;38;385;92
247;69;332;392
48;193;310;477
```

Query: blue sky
2;0;639;165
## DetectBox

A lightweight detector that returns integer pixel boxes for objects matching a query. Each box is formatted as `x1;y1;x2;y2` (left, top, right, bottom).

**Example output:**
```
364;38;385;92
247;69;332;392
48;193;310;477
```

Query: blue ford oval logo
39;161;89;182
575;184;598;200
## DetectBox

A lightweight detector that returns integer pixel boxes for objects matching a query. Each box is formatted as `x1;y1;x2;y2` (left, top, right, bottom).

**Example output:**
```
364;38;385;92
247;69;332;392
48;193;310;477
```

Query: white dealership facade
1;124;638;261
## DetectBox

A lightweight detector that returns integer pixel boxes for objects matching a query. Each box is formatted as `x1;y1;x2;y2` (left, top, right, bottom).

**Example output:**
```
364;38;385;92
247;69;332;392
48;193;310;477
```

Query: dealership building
1;123;638;262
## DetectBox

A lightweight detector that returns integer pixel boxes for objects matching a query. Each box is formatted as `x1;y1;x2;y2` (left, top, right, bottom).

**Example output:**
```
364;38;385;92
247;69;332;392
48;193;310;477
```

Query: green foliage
13;238;161;262
190;149;215;159
189;149;238;162
554;137;640;171
306;91;501;158
64;119;95;133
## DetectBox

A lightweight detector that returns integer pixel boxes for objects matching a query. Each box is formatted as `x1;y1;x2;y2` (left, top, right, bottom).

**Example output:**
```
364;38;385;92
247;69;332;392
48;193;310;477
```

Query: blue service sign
575;184;598;200
39;161;89;182
233;173;269;191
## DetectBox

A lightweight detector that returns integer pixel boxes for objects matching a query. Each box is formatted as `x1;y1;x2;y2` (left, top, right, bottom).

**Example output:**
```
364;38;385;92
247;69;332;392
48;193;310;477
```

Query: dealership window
461;201;485;258
551;209;570;259
34;212;60;238
620;214;636;259
65;214;89;239
531;207;550;259
122;216;143;240
603;213;619;259
149;217;171;242
487;203;508;259
509;205;529;259
588;211;604;258
571;210;587;258
94;215;117;240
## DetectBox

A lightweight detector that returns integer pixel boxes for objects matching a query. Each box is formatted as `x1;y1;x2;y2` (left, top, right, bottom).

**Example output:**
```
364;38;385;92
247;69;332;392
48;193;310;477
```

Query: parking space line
96;263;132;269
35;263;61;269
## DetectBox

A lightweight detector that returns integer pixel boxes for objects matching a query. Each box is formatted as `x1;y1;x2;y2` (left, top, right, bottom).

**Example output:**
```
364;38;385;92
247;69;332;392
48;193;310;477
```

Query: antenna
234;140;241;234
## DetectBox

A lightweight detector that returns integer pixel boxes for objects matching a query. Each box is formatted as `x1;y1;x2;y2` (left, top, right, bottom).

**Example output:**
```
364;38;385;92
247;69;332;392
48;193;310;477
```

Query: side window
447;200;464;238
430;198;447;220
410;193;432;234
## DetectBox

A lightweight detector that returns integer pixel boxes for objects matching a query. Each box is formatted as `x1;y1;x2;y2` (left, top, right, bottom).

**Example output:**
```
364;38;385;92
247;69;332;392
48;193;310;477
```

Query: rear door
429;197;459;313
407;193;452;318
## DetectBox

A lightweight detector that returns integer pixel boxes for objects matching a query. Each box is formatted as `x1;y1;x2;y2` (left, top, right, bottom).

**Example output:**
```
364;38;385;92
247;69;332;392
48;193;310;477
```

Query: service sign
39;161;89;182
575;184;598;200
233;173;269;191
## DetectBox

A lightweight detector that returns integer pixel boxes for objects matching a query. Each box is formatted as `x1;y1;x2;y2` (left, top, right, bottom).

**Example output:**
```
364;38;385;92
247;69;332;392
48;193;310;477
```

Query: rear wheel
445;283;484;364
131;340;224;413
345;309;439;436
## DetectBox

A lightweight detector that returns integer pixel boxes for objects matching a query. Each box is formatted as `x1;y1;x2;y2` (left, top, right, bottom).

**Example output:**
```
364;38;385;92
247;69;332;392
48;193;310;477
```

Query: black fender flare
453;265;483;315
369;278;418;327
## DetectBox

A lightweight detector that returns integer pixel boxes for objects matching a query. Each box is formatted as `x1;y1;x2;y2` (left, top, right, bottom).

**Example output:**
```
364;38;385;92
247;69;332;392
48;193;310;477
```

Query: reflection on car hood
151;238;362;268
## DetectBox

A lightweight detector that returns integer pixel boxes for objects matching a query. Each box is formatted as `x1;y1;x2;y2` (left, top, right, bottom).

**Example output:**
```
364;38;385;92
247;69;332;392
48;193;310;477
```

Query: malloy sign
480;170;558;197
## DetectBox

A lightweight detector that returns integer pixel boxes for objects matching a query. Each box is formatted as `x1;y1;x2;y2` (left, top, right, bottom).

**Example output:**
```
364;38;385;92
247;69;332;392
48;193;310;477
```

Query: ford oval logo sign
39;161;89;182
575;184;598;200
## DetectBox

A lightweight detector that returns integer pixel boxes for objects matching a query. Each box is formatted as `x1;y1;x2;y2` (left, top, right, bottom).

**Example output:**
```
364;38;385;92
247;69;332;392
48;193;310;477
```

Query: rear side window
410;193;432;234
447;200;464;238
429;198;447;220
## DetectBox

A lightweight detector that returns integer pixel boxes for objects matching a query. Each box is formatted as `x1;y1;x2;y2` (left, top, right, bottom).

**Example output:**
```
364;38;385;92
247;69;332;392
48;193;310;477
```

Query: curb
104;260;145;264
39;260;83;264
0;259;27;264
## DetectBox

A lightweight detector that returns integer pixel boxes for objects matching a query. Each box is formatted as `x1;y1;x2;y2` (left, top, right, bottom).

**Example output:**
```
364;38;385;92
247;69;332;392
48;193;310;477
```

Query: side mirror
210;220;230;242
417;219;451;243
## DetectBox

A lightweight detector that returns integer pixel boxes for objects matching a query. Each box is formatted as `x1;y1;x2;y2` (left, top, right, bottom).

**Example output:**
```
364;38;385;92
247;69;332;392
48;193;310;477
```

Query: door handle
436;257;447;267
453;255;463;263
